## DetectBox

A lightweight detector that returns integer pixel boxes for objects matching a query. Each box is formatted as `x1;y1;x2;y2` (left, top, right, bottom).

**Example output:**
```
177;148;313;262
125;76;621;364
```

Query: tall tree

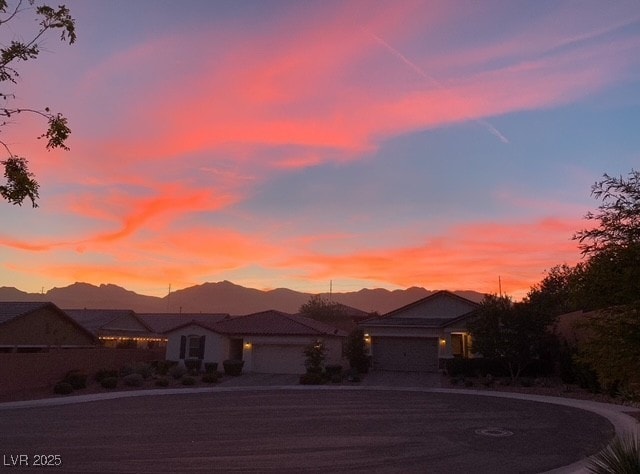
298;295;349;328
0;0;76;207
574;169;640;256
467;294;553;381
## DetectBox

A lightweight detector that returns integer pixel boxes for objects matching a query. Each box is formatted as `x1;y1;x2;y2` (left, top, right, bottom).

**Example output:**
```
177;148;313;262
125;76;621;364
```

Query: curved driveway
0;387;621;473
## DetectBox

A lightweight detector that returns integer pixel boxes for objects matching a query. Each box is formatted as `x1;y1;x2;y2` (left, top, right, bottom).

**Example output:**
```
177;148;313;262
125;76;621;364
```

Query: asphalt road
0;389;613;473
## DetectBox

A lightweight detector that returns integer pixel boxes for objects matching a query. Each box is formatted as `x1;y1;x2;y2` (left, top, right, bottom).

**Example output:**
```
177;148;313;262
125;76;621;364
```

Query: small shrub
204;362;218;374
63;370;87;390
100;377;118;389
53;382;73;395
119;365;135;377
464;379;474;387
325;364;343;377
154;360;177;376
345;368;361;383
202;373;218;384
95;369;118;383
519;377;534;388
184;358;202;374
181;375;197;386
223;359;244;376
133;363;153;379
299;372;324;385
588;433;640;473
123;373;144;387
331;373;343;383
155;377;170;387
169;364;187;380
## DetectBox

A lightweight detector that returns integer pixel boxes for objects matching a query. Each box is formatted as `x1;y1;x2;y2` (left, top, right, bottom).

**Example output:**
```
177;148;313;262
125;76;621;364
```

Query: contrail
364;28;509;144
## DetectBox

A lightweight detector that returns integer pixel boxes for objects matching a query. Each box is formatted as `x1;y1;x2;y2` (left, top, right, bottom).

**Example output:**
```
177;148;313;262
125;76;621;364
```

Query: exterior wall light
244;342;252;349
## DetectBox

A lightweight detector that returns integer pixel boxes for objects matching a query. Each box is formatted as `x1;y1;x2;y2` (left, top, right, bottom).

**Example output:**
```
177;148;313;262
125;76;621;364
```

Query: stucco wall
0;308;95;346
395;295;476;319
165;325;229;364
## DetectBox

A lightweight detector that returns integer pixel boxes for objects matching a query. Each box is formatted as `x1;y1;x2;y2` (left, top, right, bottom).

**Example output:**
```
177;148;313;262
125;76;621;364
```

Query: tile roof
0;302;53;325
361;317;458;328
139;313;230;333
65;309;149;333
214;310;346;337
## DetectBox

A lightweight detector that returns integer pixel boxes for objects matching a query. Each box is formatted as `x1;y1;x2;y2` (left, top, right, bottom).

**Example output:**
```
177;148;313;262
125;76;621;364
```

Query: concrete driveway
0;388;614;473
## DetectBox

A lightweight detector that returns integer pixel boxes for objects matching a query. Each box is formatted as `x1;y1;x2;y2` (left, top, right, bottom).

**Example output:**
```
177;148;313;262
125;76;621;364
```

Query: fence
0;347;165;394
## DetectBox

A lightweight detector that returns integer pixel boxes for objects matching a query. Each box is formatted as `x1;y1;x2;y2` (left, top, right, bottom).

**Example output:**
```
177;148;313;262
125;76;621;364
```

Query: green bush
204;362;218;374
100;377;118;389
95;369;118;383
123;373;144;387
184;358;202;374
133;362;153;379
53;382;73;395
202;373;218;384
223;359;244;376
63;370;87;390
153;360;176;376
181;375;197;386
155;377;170;387
169;364;187;380
299;372;324;385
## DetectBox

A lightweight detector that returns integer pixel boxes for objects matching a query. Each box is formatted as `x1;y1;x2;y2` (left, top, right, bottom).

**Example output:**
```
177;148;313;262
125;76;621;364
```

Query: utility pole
498;276;502;297
329;280;332;301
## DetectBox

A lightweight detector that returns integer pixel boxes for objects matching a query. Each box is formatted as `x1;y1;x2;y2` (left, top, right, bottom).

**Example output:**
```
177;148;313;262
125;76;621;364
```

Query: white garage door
252;344;307;374
372;337;439;372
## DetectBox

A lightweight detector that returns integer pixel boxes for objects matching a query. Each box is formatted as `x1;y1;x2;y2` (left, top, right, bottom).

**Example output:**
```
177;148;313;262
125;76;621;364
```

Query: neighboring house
359;291;480;372
0;302;97;352
138;313;230;334
65;309;166;349
163;310;347;374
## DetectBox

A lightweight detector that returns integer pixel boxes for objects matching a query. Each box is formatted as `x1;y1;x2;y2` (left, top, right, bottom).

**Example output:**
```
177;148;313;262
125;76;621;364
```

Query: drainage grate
474;427;514;437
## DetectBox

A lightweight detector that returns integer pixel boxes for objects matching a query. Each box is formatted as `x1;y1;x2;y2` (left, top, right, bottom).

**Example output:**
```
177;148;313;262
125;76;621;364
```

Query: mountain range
0;281;485;315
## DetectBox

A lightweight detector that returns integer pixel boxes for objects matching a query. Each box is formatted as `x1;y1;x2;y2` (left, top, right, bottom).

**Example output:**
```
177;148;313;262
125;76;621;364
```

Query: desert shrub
204;362;218;374
100;377;118;389
181;375;196;386
202;373;218;384
133;363;153;379
330;373;343;383
155;377;170;387
325;364;343;377
303;341;325;374
119;365;135;377
345;329;370;374
223;359;244;376
53;382;73;395
184;358;202;374
464;379;474;387
95;369;118;383
154;360;176;376
519;377;534;387
122;373;144;387
169;364;187;380
345;368;361;383
63;370;87;390
588;433;640;473
299;372;324;385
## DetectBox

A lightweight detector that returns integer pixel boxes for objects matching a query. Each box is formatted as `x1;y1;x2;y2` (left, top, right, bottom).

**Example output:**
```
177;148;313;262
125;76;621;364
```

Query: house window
188;335;201;359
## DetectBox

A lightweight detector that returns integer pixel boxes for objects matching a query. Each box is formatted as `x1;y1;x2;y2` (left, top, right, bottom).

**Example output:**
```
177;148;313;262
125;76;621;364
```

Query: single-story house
0;302;97;352
359;291;480;372
163;310;346;374
65;309;166;348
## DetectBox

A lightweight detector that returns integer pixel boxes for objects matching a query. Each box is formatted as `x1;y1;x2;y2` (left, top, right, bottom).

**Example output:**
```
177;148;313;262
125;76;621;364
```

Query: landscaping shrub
153;360;176;376
204;362;218;374
299;372;324;385
588;433;640;473
325;364;343;377
100;377;118;389
155;377;170;387
181;375;197;386
63;370;87;390
223;359;244;376
95;369;118;383
345;329;370;374
303;341;326;374
202;373;218;384
345;368;361;383
169;364;187;380
53;382;73;395
119;365;135;377
184;358;203;374
133;362;153;379
122;373;144;387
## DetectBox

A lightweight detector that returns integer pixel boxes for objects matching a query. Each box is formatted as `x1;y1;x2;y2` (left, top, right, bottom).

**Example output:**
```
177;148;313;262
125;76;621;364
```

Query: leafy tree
525;264;580;317
467;294;553;382
574;169;640;255
344;328;369;373
299;295;348;327
0;0;76;207
303;340;326;374
576;303;640;393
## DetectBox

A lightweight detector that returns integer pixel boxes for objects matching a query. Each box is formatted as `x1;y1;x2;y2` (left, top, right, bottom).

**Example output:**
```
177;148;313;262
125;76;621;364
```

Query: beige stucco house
359;291;479;372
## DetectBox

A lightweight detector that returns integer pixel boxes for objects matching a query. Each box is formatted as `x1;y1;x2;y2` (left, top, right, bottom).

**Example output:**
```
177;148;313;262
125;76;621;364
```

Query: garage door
252;344;306;374
372;337;439;372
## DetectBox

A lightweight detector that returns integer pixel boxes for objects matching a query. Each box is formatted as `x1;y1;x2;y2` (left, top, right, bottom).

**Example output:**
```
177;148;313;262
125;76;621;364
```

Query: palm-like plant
588;432;640;473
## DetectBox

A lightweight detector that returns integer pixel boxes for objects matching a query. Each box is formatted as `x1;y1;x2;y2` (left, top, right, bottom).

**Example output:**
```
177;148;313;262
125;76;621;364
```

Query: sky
0;0;639;299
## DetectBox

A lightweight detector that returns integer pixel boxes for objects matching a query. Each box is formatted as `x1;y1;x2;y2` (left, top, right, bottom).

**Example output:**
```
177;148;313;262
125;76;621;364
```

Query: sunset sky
1;1;639;299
